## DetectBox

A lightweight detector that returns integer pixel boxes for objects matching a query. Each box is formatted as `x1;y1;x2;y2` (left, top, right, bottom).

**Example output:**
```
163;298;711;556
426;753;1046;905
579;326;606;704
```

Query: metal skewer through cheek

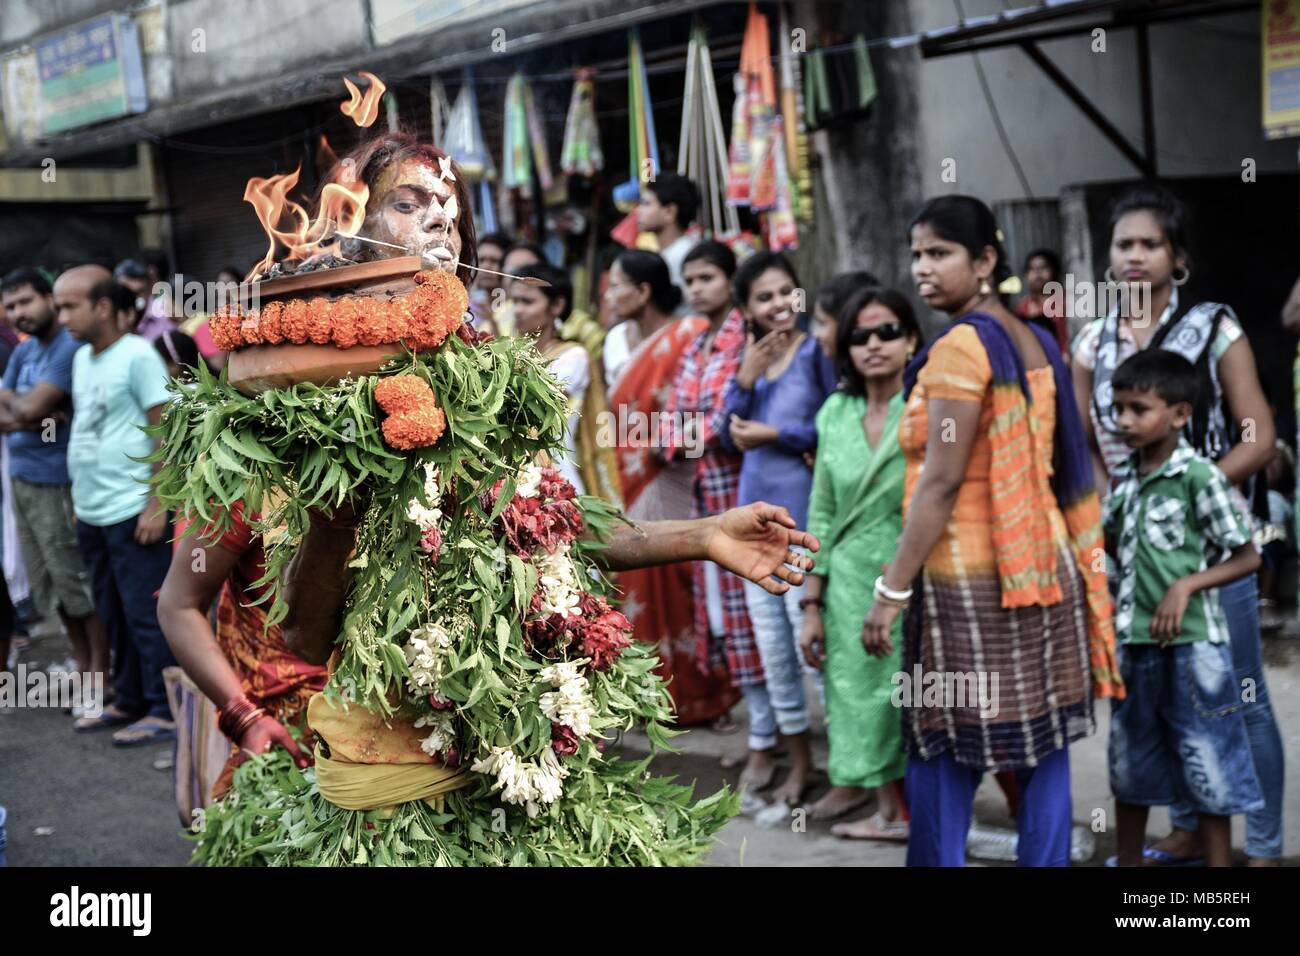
338;232;551;287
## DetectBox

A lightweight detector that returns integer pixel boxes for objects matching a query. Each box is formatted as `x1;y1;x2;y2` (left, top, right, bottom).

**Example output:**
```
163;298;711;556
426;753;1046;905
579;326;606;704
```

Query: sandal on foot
112;717;177;748
809;792;873;822
73;705;137;733
831;812;910;842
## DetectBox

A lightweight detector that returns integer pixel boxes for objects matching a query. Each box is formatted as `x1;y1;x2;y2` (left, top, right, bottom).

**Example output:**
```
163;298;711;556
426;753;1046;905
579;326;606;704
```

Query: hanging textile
614;27;660;211
678;21;740;237
444;68;495;183
803;35;877;131
561;67;604;178
727;3;778;211
764;115;798;251
429;76;452;146
502;72;556;198
778;5;813;224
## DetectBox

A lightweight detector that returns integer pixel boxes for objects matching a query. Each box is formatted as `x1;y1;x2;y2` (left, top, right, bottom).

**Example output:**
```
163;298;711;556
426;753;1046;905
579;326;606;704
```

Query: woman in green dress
799;286;922;840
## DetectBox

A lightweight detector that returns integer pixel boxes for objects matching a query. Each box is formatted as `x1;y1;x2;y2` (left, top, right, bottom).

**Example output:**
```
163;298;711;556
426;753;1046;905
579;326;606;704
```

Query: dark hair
513;263;572;320
1;267;53;297
478;232;512;253
155;329;204;373
1107;186;1191;268
644;173;700;229
113;259;149;282
614;249;682;314
88;278;136;315
836;286;924;396
816;270;880;320
504;242;547;266
139;248;170;278
733;250;801;310
910;195;1011;287
1112;349;1200;408
682;239;737;278
1022;247;1061;279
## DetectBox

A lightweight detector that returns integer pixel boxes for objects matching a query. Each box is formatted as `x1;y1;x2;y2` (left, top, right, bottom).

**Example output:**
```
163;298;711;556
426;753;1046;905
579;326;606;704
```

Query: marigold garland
374;373;447;450
213;270;469;355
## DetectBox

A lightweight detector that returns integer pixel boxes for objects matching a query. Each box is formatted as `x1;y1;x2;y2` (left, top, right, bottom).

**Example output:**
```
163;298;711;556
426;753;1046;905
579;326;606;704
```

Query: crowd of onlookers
2;171;1296;866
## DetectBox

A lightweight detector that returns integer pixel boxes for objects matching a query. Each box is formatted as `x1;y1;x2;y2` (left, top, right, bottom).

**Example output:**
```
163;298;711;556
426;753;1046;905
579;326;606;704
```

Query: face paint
366;157;464;273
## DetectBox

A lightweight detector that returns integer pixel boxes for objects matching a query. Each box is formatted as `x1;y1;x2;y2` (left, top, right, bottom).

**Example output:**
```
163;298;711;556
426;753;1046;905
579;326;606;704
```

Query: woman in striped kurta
862;196;1120;867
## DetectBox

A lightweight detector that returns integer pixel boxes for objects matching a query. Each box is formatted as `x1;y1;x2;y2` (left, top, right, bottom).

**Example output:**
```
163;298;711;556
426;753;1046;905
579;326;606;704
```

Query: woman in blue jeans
721;251;837;805
1072;186;1284;864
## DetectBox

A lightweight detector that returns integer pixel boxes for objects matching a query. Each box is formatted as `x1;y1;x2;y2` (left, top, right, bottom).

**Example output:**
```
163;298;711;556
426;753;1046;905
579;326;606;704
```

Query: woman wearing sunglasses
861;195;1122;866
799;287;921;839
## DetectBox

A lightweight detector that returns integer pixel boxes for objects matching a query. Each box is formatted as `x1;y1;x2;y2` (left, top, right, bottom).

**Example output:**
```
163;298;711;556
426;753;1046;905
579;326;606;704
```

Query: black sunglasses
848;322;907;346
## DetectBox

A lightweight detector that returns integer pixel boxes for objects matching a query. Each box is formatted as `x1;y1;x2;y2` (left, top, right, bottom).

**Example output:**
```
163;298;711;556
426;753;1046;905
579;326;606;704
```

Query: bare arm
596;502;819;594
0;381;68;431
1151;542;1261;643
157;532;246;709
135;404;171;545
1214;338;1275;487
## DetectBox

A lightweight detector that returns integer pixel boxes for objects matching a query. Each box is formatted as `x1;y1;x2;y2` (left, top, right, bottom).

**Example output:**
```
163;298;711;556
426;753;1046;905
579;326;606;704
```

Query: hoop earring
979;279;992;297
1104;267;1116;283
1171;266;1190;287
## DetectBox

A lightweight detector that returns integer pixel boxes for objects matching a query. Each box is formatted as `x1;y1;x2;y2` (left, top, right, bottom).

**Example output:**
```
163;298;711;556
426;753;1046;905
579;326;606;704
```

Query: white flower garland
536;545;582;618
406;461;444;533
538;659;596;738
470;744;569;818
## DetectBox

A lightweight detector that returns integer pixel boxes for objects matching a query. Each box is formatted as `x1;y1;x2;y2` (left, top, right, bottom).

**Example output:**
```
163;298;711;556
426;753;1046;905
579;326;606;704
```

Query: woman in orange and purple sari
604;249;739;726
861;196;1123;867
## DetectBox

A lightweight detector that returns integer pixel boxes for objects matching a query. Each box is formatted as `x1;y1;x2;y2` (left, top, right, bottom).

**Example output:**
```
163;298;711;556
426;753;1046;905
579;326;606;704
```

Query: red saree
609;318;741;725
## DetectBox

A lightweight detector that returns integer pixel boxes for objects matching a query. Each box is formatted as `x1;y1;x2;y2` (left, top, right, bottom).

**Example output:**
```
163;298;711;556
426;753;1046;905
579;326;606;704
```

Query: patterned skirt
901;547;1094;772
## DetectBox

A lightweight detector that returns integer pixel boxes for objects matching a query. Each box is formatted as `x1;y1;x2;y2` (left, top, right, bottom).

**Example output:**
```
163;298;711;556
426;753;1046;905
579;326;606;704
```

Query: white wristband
874;575;913;605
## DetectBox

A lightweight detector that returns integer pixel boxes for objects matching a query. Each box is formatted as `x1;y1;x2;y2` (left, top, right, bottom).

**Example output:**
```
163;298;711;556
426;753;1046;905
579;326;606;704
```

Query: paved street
4;625;1299;867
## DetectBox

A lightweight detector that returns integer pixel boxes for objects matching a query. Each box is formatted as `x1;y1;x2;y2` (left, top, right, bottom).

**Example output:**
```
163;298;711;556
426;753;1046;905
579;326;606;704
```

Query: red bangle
218;693;267;742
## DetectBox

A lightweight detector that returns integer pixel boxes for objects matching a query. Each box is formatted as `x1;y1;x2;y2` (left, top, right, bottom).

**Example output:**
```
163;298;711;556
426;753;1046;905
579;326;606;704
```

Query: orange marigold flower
258;300;284;344
330;297;360;349
354;296;387;346
374;374;435;414
281;299;310;345
307;297;333;345
240;315;263;345
405;271;468;351
209;305;244;351
381;406;446;450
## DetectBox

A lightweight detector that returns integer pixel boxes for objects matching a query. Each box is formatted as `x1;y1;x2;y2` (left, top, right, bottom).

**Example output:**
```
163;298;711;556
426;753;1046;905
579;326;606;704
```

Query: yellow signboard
1264;0;1300;139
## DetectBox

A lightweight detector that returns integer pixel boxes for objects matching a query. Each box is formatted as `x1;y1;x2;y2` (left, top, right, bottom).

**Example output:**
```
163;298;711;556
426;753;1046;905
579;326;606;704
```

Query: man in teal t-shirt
57;265;177;746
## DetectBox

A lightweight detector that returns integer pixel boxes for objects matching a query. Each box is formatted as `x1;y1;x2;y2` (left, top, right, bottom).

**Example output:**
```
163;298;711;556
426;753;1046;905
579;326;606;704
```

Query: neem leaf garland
152;328;737;866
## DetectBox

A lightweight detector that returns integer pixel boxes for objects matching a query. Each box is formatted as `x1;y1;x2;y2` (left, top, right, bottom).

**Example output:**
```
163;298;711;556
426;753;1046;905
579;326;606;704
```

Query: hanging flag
444;68;495;182
727;3;778;211
614;27;659;211
764;116;798;251
561;67;604;177
678;22;739;237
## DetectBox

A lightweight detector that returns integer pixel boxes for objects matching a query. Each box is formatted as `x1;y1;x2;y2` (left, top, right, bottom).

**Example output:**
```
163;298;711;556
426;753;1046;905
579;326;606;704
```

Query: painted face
365;158;463;273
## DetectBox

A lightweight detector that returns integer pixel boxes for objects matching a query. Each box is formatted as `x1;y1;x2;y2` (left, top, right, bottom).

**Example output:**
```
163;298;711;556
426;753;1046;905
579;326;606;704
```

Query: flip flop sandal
112;719;177;748
809;794;874;822
73;707;137;733
831;811;910;842
1104;846;1206;867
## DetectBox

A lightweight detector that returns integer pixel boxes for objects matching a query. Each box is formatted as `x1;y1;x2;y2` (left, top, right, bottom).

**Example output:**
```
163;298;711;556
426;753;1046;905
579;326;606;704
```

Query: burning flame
340;71;386;128
243;165;369;278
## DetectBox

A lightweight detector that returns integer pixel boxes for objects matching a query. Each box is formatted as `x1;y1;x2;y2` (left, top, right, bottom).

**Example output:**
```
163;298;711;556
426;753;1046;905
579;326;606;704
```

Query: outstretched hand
706;501;819;595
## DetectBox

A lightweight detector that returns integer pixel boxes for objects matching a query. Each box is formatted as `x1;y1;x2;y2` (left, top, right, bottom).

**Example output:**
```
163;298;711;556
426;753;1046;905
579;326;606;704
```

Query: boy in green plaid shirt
1103;350;1262;867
